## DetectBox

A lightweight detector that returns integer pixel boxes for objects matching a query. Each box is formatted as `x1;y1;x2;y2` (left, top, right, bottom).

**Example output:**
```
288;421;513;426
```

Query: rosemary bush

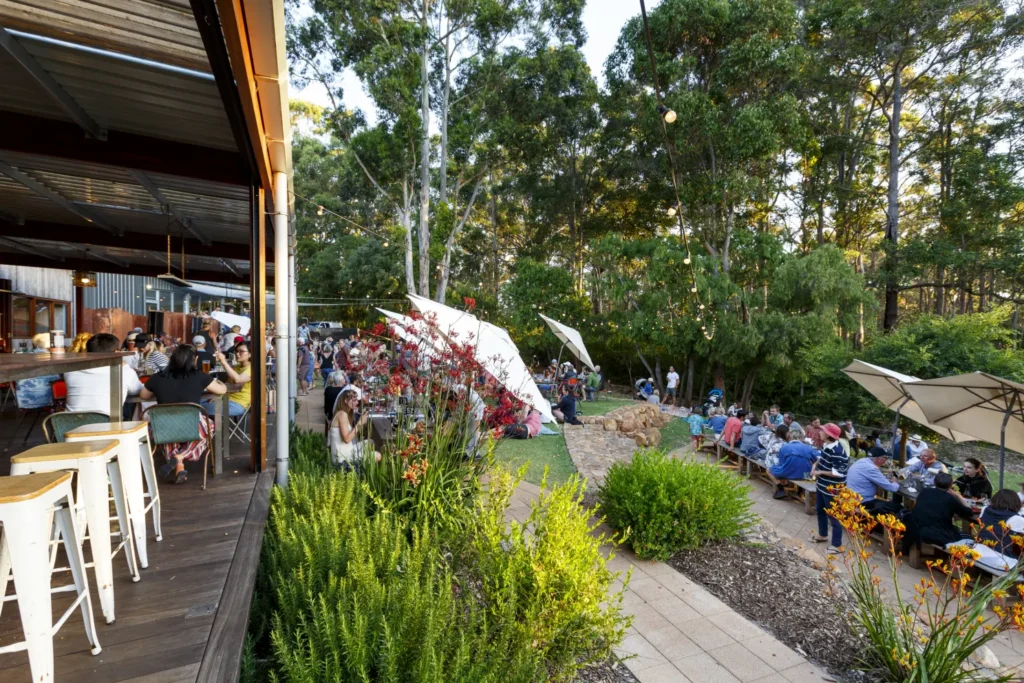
598;450;755;560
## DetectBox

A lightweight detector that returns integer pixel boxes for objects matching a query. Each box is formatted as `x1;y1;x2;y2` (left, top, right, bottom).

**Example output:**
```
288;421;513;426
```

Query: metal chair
42;411;110;443
228;404;251;443
142;403;215;489
4;376;59;453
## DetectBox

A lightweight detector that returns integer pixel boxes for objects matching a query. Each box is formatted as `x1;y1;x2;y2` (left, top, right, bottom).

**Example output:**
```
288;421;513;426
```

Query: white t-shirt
667;371;679;389
64;364;143;415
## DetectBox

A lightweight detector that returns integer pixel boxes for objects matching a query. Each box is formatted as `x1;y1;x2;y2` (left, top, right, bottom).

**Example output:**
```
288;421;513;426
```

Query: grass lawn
493;395;690;487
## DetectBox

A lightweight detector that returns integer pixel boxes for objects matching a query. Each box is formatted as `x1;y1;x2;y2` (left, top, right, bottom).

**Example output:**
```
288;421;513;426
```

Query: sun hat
126;332;138;341
867;447;890;460
191;335;205;345
822;423;842;440
910;434;923;441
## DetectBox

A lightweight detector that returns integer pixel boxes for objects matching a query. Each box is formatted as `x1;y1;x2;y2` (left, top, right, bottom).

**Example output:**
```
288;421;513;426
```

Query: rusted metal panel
81;307;146;341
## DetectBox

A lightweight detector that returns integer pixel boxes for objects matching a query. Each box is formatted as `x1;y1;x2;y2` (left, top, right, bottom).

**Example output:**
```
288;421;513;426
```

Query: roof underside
0;0;277;285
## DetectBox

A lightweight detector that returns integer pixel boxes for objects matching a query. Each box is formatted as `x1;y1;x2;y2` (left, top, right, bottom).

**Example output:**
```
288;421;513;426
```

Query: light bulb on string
317;206;324;216
657;104;677;124
691;287;697;293
683;257;690;265
667;205;677;217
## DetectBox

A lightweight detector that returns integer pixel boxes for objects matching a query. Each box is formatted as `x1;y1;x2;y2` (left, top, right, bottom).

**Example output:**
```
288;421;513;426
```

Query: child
687;405;707;451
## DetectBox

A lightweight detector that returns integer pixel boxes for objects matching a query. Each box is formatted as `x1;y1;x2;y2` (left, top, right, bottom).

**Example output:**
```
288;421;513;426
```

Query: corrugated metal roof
0;0;211;72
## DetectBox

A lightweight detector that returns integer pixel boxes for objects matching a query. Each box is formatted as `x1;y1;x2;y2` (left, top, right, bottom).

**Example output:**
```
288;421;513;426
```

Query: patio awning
0;0;292;285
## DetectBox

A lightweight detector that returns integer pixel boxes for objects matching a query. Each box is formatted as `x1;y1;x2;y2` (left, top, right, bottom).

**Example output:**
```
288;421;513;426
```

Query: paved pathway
563;423;637;492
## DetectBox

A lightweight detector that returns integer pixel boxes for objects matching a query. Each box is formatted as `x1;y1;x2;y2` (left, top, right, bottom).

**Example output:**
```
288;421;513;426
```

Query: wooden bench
785;479;817;516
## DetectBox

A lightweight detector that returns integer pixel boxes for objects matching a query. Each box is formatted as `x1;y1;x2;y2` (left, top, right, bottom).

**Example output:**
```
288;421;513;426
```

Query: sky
291;0;661;125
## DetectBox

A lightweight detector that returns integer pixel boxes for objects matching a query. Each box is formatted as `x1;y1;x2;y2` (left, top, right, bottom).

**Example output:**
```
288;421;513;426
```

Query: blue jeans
816;488;843;547
202;399;246;417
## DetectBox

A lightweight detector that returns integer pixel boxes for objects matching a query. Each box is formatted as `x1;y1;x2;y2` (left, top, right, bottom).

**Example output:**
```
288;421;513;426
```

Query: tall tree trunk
722;208;734;273
855;252;865;349
713;361;725;394
741;369;758;410
979;269;987;311
935;263;946;315
684;355;695;406
436;180;483;302
439;33;451;205
402;176;416;294
489;172;499;294
417;9;431;298
883;65;902;331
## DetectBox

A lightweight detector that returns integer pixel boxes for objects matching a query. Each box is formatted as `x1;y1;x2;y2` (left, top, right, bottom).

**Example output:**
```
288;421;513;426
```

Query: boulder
621;419;636;433
634;433;648;447
603;419;618;431
646;427;662;447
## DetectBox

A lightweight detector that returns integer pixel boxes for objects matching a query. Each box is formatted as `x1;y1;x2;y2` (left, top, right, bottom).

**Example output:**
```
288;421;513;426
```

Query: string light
317;205;325;216
667;205;677;217
657;104;677;124
683;257;690;265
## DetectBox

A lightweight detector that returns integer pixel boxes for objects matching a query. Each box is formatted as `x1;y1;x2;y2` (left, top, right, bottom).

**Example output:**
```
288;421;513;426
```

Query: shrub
262;469;543;683
825;487;1024;683
598;450;754;560
468;467;631;681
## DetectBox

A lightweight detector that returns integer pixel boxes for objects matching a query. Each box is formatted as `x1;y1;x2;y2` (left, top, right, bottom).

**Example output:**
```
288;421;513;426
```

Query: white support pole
273;172;290;487
288;228;297;423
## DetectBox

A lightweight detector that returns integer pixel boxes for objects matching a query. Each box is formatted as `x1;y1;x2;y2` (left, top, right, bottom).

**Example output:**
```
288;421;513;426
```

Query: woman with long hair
140;344;226;484
68;332;92;353
141;337;169;374
328;389;371;469
954;457;993;500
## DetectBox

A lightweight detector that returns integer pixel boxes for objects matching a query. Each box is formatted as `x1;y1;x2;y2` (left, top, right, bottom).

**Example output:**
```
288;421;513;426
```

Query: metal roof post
273;171;290;487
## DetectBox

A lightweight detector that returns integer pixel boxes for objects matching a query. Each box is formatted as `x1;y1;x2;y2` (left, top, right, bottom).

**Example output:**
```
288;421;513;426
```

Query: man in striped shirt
810;422;849;553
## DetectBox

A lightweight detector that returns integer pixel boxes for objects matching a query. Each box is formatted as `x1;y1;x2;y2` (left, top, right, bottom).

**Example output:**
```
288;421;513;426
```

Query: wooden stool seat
65;421;148;438
0;472;71;504
11;440;119;465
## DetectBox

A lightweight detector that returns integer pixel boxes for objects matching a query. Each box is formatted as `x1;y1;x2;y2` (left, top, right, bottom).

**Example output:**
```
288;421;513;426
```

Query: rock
634;433;648;447
646;427;662;447
972;645;1000;670
603;419;618;431
621;419;636;433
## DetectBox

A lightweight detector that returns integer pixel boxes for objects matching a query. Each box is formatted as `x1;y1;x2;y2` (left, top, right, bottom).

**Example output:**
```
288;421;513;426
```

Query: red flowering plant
822;486;1023;681
338;310;502;532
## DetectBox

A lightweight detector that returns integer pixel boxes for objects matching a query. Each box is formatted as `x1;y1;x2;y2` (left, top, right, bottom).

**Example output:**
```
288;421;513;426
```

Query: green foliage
468;467;631;681
598;451;755;561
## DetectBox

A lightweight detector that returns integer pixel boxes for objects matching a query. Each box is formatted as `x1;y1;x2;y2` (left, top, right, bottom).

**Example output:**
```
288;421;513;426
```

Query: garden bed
576;657;639;682
668;524;867;682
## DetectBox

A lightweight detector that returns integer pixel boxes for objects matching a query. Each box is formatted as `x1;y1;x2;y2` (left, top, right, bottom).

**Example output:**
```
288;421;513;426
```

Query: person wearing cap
192;334;215;370
846;447;901;515
906;434;928;458
810;422;849;553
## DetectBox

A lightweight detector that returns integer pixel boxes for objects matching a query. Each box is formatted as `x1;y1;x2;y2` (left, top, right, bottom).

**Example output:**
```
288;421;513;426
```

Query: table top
0;351;132;383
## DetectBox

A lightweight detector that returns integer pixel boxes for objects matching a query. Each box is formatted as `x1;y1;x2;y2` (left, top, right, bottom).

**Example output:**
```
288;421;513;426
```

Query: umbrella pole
999;403;1012;490
553;342;567;400
892;397;910;465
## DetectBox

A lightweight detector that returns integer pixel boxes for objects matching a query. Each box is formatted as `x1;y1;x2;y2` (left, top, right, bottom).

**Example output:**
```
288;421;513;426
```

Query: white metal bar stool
66;421;161;573
0;471;102;682
7;439;136;624
66;421;162;569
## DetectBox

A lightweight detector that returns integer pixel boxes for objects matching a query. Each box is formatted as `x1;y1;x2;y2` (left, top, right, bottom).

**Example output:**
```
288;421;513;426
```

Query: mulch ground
669;524;868;682
575;657;639;683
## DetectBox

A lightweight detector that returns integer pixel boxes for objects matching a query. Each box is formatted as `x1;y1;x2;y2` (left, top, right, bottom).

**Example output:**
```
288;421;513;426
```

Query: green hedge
598;450;755;561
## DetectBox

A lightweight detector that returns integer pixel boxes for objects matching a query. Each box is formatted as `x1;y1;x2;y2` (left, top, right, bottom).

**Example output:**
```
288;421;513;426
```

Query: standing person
318;339;336;387
664;366;680;405
296;339;313;396
843;419;861;457
810;423;849;553
954;458;993;500
687;406;707;451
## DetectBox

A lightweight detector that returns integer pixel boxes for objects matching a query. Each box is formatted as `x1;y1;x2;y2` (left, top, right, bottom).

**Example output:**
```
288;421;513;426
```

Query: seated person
552;384;582;425
740;413;767;458
504;407;542;439
758;424;789;469
721;409;746;448
560;362;578;380
329;389;379;469
906;433;928;459
803;417;825;448
324;371;348;425
585;365;602;401
846;447;901;515
908;472;977;547
977;489;1024;556
192;334;216;370
904;448;948;480
768;431;818;499
64;332;143;420
211;341;251;418
707;407;728;435
954;457;993;500
761;404;784;428
647;389;661;406
140;344;226;485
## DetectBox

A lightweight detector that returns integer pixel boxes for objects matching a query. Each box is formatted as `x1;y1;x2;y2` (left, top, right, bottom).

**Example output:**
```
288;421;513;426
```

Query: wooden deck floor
0;403;275;683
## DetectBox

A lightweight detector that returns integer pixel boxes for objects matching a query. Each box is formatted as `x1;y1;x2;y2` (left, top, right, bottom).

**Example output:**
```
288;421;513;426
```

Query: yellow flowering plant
822;486;1024;682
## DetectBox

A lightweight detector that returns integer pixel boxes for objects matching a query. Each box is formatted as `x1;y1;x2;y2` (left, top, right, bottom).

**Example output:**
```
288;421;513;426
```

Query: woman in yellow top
212;341;251;417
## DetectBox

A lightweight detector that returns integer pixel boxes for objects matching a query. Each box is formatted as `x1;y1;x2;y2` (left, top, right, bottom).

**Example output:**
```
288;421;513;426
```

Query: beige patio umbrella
902;372;1024;488
841;360;976;446
539;313;596;372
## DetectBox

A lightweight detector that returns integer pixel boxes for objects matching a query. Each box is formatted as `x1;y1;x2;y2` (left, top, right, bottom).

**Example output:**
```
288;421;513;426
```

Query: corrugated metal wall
84;273;148;315
0;265;73;301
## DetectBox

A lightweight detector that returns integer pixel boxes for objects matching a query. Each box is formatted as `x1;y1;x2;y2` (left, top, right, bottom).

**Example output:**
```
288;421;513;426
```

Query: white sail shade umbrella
376;308;445;358
902;372;1024;488
841;360;976;443
539;313;596;372
408;295;555;423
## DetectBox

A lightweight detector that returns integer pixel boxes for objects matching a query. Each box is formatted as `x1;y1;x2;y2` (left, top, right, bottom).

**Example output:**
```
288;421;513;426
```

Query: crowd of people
684;394;1024;559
